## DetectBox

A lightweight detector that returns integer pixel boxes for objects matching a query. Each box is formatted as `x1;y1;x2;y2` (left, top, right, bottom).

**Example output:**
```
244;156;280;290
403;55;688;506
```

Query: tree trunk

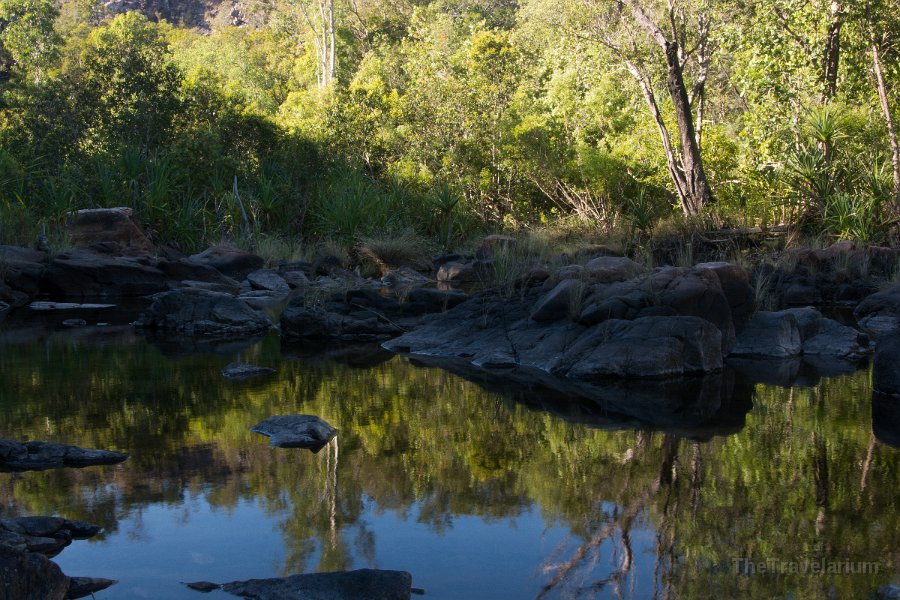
822;1;843;101
327;0;336;84
871;34;900;212
665;41;714;215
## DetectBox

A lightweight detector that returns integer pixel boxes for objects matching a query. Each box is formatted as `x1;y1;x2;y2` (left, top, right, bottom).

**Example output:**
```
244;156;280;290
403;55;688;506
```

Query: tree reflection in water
0;323;897;599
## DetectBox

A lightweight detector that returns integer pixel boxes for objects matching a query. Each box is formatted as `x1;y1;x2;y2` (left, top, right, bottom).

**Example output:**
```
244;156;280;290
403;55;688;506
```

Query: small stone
183;580;221;593
62;319;87;328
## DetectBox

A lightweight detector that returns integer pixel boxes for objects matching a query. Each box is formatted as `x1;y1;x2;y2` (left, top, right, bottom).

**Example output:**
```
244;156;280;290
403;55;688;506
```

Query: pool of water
0;314;897;599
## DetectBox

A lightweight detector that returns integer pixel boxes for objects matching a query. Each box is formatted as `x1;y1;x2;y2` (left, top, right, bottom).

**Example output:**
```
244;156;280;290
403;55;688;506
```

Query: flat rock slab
211;569;413;600
29;302;116;311
222;362;276;381
251;415;337;451
0;440;128;472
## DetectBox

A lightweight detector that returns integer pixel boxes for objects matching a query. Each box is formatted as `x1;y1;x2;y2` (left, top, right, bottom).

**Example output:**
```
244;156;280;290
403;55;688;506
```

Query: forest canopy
0;0;898;250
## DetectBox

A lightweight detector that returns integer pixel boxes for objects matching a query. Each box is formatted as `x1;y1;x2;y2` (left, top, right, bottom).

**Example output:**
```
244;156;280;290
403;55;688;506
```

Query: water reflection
0;318;897;599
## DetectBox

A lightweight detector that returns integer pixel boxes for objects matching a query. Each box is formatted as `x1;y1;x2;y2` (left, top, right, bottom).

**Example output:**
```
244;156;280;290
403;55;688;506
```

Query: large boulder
134;289;272;336
583;256;643;284
0;517;115;600
68;207;154;255
41;252;170;297
530;279;586;322
187;246;264;280
854;284;900;336
280;305;402;341
0;245;47;297
730;307;869;361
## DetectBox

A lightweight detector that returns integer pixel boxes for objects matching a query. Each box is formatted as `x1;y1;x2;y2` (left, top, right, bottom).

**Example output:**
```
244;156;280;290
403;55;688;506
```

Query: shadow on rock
281;340;395;369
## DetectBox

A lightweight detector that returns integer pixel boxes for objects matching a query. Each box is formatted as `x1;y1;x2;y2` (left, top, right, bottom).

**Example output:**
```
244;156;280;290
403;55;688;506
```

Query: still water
0;313;898;599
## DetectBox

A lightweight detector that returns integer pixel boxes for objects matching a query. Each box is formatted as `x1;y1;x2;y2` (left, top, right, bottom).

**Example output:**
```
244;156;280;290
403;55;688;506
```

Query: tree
866;0;900;212
0;0;60;79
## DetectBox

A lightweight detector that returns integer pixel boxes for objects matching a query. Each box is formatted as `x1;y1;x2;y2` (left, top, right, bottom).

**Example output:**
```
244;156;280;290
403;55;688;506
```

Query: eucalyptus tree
527;0;717;216
0;0;60;80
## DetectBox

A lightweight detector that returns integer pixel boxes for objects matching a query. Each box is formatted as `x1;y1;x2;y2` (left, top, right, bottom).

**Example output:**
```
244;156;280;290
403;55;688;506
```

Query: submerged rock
218;569;413;600
251;415;337;451
0;440;128;472
222;362;275;381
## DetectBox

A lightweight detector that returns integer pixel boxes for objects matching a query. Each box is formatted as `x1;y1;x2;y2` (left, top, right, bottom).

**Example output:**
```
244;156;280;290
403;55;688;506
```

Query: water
0;314;898;599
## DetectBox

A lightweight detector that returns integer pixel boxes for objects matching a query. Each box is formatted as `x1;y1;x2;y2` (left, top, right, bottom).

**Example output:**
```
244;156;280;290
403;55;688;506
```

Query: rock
178;279;241;295
873;333;900;396
0;440;128;472
250;415;337;450
28;302;116;311
854;284;900;335
219;569;413;600
0;245;47;296
0;544;69;600
41;252;170;297
184;580;221;592
559;317;723;379
188;246;264;280
280;305;402;341
694;262;755;328
530;279;585;322
382;267;430;288
247;269;290;295
584;256;643;284
654;266;738;354
158;259;242;288
67;207;154;256
134;289;273;337
0;518;113;600
67;577;118;599
222;362;275;381
729;311;802;358
403;288;467;315
281;270;310;289
475;234;516;260
802;317;869;360
61;319;87;328
436;261;476;283
239;290;289;310
312;254;346;277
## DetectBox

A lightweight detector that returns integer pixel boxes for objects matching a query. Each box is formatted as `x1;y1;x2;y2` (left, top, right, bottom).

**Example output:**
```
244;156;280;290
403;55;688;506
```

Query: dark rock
134;289;272;337
312;254;345;277
0;544;69;600
158;259;242;288
67;577;118;599
28;301;117;311
184;580;221;592
803;317;869;360
247;269;290;295
239;290;289;310
654;266;737;353
188;246;264;280
873;333;900;396
0;245;47;296
878;584;900;600
382;267;430;288
250;415;337;450
41;253;170;297
222;362;275;381
178;279;241;295
68;207;154;256
219;569;413;600
0;440;128;472
729;311;802;358
281;270;310;289
694;261;755;329
61;319;87;328
280;305;402;341
584;256;643;284
404;288;467;315
530;279;586;322
436;261;476;283
854;284;900;336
